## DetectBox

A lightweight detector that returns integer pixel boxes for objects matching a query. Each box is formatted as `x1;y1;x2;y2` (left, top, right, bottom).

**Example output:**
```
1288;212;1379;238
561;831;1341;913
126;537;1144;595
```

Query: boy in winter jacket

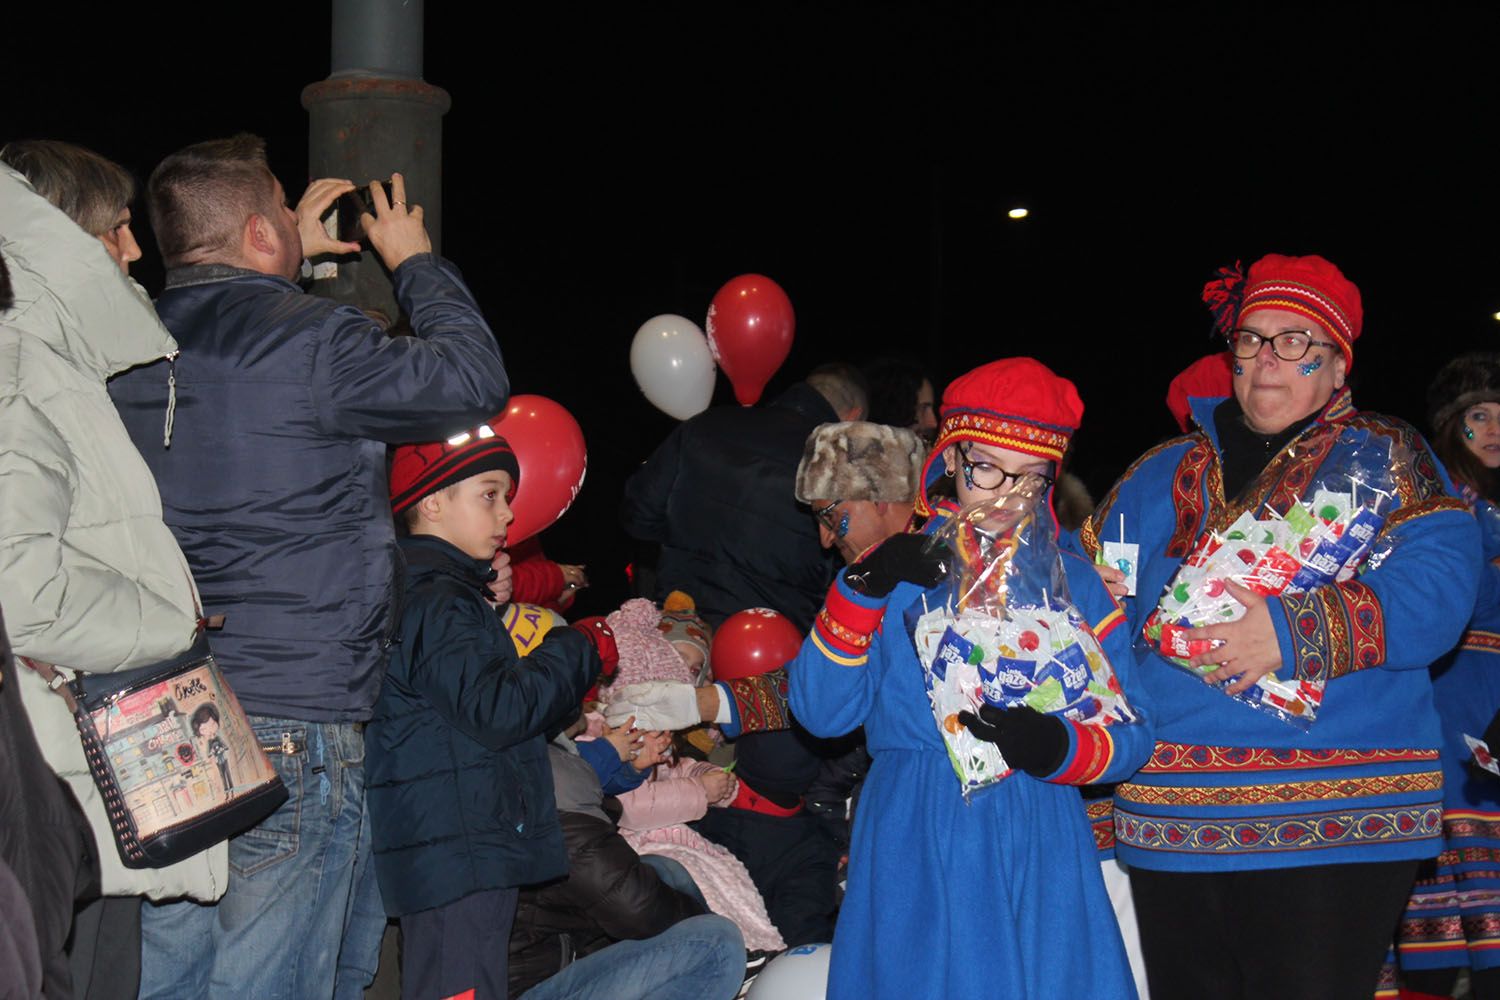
366;425;617;1000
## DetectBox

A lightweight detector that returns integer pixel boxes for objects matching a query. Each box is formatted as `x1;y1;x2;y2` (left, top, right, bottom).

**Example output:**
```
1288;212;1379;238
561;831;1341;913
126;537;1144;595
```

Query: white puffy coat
0;165;227;900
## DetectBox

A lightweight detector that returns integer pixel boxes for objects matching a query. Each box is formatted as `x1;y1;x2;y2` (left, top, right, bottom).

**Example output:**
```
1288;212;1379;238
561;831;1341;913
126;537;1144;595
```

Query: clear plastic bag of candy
907;477;1136;798
1141;429;1404;729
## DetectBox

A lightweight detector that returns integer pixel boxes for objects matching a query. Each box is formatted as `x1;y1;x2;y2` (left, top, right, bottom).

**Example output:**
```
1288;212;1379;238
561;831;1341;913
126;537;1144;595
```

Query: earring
1466;425;1476;441
943;467;956;479
1232;362;1244;376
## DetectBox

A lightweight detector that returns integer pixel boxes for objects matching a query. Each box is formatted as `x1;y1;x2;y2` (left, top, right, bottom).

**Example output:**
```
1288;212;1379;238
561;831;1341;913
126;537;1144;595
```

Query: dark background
7;3;1499;615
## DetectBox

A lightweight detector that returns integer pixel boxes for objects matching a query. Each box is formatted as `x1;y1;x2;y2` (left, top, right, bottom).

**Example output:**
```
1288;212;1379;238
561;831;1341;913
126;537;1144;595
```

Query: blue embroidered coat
789;501;1154;999
1078;389;1480;873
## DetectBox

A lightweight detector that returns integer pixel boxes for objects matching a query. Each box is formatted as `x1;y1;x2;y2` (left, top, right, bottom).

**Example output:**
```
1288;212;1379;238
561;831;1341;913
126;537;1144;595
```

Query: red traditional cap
1166;353;1234;433
1237;253;1363;372
915;357;1083;517
389;419;520;514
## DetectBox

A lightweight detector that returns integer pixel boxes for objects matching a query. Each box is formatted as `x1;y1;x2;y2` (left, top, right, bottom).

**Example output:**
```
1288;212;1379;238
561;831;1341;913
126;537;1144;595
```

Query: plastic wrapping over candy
1141;429;1405;729
908;478;1135;799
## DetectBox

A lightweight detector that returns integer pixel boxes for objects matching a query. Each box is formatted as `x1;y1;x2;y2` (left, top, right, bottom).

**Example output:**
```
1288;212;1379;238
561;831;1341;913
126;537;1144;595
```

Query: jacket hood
0;165;177;380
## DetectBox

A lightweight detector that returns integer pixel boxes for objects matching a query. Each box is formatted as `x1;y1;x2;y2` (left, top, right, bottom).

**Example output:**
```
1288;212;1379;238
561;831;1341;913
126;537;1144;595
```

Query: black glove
957;704;1068;778
842;533;947;599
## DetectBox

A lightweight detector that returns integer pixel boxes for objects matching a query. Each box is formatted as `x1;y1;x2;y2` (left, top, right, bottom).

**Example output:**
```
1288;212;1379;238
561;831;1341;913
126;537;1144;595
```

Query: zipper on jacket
163;351;179;448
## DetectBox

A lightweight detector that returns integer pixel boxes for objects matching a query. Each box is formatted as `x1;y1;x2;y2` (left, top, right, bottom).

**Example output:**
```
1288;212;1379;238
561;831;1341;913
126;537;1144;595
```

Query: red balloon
705;274;795;406
710;608;805;682
490;395;587;545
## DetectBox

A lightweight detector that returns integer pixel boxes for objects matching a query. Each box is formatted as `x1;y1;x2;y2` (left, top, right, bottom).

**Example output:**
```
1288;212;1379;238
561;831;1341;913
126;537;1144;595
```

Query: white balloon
747;943;832;1000
630;314;716;421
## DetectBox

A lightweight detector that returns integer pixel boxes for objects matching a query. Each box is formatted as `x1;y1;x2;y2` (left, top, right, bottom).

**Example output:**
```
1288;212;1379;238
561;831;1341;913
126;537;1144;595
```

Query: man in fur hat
608;421;924;734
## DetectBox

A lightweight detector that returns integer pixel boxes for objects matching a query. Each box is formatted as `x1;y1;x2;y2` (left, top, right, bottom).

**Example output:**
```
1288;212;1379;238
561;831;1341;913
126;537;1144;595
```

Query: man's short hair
806;362;869;419
148;134;279;268
0;139;135;237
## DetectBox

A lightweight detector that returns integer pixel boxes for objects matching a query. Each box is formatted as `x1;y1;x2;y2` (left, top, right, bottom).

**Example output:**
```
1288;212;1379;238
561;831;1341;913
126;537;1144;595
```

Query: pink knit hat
600;599;698;704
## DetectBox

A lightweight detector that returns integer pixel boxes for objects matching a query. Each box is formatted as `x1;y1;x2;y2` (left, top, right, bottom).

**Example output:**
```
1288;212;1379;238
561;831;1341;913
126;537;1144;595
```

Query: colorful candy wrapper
1140;429;1402;729
908;479;1136;798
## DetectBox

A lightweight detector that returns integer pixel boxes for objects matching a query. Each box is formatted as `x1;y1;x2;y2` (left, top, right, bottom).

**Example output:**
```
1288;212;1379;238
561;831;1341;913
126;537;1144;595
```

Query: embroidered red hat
915;357;1083;517
389;420;520;514
1237;254;1363;372
1166;353;1234;433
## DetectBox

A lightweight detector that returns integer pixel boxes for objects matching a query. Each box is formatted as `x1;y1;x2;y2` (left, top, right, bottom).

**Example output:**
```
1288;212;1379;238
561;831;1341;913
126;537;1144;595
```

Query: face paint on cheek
1466;425;1476;441
1298;356;1323;377
836;511;850;538
961;465;977;490
1232;362;1244;376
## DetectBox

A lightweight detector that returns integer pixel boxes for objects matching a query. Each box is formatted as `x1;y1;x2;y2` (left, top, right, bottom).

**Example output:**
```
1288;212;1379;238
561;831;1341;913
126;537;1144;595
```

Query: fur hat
794;421;923;504
1429;353;1500;431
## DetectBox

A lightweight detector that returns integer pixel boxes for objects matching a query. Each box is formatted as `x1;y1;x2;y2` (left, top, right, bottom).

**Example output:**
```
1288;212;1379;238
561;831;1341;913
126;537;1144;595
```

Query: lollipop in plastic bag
910;482;1135;797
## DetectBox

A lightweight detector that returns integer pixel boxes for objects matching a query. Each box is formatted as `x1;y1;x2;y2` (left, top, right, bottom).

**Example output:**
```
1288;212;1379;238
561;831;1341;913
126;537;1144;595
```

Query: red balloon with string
705;274;795;406
490;395;587;545
710;608;805;682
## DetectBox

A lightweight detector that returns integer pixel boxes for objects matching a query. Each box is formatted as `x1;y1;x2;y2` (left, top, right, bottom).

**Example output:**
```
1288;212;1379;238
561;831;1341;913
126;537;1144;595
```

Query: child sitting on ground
365;424;617;1000
598;598;786;954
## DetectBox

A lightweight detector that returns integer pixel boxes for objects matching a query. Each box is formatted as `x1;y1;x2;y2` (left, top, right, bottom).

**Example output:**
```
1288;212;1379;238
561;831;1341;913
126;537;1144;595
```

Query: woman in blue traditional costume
788;357;1155;999
1393;353;1500;1000
1082;254;1480;1000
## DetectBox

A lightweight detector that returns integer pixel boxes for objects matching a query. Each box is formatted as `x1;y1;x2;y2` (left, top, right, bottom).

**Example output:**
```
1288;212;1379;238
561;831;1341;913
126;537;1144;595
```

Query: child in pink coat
597;597;785;952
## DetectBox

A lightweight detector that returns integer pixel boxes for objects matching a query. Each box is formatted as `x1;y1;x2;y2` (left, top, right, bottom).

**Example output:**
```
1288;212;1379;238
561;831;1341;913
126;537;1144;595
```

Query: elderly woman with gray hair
0;142;222;1000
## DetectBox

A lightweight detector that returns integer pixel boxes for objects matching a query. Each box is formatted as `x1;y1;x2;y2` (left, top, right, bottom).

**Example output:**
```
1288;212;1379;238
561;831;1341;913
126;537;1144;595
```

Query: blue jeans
519;914;744;1000
641;854;709;911
138;718;387;1000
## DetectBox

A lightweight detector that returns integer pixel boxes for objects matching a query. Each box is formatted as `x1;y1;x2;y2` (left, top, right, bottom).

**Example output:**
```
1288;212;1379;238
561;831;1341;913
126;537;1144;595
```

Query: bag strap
18;656;80;714
20;566;221;710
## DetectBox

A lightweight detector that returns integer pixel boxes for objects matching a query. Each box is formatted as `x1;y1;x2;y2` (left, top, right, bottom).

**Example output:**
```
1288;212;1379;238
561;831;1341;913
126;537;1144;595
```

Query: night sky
8;3;1500;614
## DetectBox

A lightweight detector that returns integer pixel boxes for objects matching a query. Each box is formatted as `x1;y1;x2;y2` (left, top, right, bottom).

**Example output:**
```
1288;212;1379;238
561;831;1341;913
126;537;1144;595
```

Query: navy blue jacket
620;382;840;632
366;536;599;916
110;254;507;721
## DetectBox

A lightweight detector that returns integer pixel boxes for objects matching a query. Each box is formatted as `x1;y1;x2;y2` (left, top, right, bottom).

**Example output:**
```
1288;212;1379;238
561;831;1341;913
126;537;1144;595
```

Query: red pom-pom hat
1236;253;1363;373
914;357;1084;518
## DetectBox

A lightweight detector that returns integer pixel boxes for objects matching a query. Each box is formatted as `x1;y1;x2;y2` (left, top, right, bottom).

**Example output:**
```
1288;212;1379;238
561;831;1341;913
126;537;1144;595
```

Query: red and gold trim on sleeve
1086;797;1115;853
1052;720;1116;785
1279;579;1387;681
1092;606;1125;643
724;671;790;734
809;583;886;667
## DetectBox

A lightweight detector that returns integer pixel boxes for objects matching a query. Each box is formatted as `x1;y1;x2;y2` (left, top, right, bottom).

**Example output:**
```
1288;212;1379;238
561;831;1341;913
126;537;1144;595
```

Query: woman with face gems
1081;255;1481;1000
788;357;1156;999
1391;354;1500;1000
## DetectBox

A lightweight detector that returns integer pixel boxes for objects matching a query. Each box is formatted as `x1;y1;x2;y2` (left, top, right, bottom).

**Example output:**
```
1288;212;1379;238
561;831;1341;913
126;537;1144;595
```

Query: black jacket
365;536;597;917
110;255;508;721
507;803;704;998
620;382;840;631
0;606;99;999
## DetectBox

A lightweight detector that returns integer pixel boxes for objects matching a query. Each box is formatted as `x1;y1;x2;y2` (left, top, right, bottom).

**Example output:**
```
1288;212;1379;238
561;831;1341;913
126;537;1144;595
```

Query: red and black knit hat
914;357;1083;517
389;420;520;514
1203;254;1363;372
